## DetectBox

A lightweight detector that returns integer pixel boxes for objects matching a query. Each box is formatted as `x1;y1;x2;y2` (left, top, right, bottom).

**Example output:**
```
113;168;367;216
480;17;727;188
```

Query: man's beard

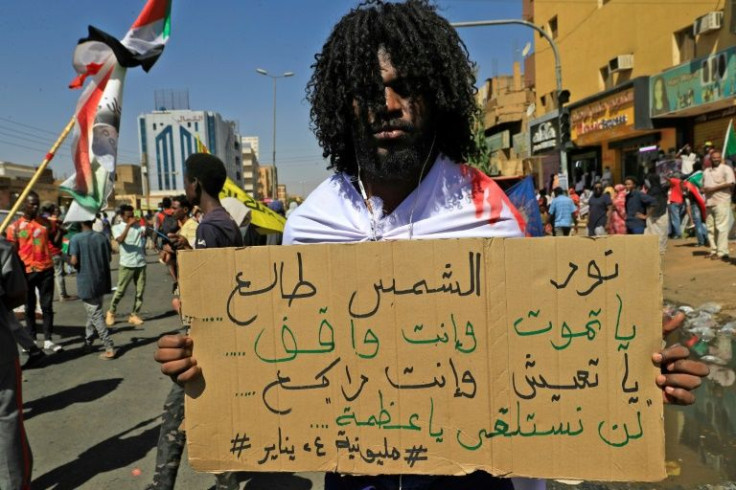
352;121;432;183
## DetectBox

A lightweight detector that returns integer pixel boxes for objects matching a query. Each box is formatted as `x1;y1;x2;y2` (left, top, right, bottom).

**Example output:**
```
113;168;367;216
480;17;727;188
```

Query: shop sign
485;130;510;153
530;119;558;155
650;46;736;118
571;89;635;146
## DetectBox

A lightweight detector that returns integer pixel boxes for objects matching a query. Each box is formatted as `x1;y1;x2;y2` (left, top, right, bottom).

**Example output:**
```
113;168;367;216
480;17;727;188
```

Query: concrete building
475;62;535;180
0;161;58;210
258;165;277;201
138;110;243;197
114;164;143;196
527;0;736;185
241;136;260;197
277;184;287;204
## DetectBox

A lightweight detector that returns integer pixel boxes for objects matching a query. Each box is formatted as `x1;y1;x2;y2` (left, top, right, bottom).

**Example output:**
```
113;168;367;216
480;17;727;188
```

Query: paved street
19;250;322;489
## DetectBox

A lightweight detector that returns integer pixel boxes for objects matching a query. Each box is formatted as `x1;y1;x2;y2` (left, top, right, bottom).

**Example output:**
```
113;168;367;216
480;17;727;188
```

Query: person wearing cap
702;141;714;169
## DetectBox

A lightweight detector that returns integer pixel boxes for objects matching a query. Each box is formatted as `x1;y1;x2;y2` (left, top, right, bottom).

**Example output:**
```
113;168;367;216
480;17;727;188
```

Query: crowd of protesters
537;142;735;261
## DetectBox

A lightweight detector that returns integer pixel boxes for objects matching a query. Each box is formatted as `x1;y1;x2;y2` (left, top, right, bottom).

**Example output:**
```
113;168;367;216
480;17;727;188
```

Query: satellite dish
521;42;532;58
526;102;536;117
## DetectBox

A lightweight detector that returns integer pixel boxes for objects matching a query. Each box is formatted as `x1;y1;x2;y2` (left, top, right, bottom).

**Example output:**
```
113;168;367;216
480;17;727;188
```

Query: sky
0;0;530;197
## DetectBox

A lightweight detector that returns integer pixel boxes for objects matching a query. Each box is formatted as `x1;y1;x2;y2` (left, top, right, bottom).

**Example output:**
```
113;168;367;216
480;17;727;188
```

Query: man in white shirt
703;151;735;261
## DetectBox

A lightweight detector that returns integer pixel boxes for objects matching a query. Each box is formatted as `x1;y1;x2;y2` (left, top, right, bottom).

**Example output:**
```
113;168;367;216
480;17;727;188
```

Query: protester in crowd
702;141;714;169
577;186;592;222
676;143;698;176
153;2;709;489
682;178;708;247
548;187;577;236
601;166;612;184
6;191;61;352
644;166;669;254
0;237;33;489
703;150;735;261
624;176;655;234
69;220;116;359
41;203;71;302
147;153;244;490
668;175;685;239
609;184;628;235
586;181;613;236
154;197;174;249
106;204;146;327
173;195;198;248
285;201;299;219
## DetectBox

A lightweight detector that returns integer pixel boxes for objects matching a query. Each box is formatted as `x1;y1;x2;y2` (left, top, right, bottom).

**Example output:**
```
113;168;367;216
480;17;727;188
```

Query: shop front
570;78;673;186
651;46;736;152
528;110;561;191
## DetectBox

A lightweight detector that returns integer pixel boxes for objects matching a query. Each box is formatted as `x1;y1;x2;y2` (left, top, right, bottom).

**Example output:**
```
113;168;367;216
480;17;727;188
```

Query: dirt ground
663;237;736;319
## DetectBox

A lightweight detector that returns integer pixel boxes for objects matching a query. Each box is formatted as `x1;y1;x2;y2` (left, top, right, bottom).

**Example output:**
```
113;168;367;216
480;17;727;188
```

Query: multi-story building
0;161;58;210
476;62;535;180
258;165;277;200
527;0;736;185
138;110;243;199
114;164;143;196
241;136;260;198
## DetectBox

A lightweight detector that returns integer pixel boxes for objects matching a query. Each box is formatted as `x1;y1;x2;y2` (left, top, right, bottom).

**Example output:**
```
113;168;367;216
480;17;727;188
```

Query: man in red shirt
6;191;61;352
668;177;685;239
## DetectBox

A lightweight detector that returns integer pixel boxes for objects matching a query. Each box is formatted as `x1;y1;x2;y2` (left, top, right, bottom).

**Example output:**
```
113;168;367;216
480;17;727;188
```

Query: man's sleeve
0;242;27;309
69;236;79;259
6;222;16;243
727;166;736;184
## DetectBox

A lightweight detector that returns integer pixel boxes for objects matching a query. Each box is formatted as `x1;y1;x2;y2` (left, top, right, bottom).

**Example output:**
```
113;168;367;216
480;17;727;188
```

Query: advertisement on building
530;118;558;155
571;88;636;147
650;46;736;118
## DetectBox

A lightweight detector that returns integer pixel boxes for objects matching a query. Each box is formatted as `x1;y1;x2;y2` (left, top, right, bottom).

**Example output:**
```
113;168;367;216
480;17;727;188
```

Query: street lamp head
256;68;268;76
283;72;295;77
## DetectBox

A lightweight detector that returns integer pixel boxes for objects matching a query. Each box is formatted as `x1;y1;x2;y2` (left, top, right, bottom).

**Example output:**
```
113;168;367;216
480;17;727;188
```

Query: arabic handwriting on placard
261;357;341;415
456;402;584;451
449;358;477;399
428;397;444;442
257;427;296;464
335;432;402;465
302;436;327;457
254;309;336;364
350;320;379;359
336;390;422;431
347;252;482;319
548;250;619;296
400;314;477;354
597;411;643;447
512;356;600;400
226;252;317;326
341;365;369;402
621;352;640;396
513;309;552;337
614;293;637;350
551;309;602;351
385;363;446;390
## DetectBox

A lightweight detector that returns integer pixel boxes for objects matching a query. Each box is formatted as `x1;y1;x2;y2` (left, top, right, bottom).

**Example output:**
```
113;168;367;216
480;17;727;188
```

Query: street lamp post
256;68;294;200
451;19;570;176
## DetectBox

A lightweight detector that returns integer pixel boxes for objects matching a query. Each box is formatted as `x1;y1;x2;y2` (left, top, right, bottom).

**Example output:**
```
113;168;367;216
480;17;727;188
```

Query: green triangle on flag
723;119;736;158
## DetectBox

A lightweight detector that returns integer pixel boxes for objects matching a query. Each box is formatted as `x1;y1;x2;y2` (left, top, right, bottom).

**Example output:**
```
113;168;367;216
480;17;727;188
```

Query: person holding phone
106;204;146;327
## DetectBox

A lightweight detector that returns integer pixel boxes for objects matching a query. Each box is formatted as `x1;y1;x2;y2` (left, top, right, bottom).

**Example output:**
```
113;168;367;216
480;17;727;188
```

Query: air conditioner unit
693;11;723;36
609;54;634;73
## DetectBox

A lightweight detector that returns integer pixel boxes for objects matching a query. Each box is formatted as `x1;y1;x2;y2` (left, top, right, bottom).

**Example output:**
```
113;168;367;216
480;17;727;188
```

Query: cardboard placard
179;236;665;481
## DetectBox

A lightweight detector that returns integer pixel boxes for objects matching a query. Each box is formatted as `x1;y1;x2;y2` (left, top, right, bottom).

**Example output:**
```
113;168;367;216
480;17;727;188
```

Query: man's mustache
371;120;415;134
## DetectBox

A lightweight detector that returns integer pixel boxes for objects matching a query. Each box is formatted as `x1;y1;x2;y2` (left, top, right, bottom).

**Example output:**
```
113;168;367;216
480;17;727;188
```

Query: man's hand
167;233;192;251
154;334;201;384
652;312;709;405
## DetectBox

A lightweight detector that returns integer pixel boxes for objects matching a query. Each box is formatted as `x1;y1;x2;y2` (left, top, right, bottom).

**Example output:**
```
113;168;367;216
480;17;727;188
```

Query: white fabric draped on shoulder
284;155;526;245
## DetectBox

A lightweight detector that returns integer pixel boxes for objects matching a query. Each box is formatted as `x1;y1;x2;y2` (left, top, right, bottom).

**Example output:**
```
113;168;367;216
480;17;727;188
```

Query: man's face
122;210;134;223
352;48;435;182
711;151;722;167
593;184;603;197
624;179;635;193
24;195;39;219
172;200;188;221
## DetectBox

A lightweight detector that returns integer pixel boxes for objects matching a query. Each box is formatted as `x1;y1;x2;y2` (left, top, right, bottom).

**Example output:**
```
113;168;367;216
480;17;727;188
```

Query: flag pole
0;115;76;235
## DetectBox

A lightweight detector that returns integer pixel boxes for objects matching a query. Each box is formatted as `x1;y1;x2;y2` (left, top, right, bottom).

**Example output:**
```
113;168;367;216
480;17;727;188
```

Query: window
540;94;547;110
548;16;558;39
674;26;696;64
599;65;613;91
